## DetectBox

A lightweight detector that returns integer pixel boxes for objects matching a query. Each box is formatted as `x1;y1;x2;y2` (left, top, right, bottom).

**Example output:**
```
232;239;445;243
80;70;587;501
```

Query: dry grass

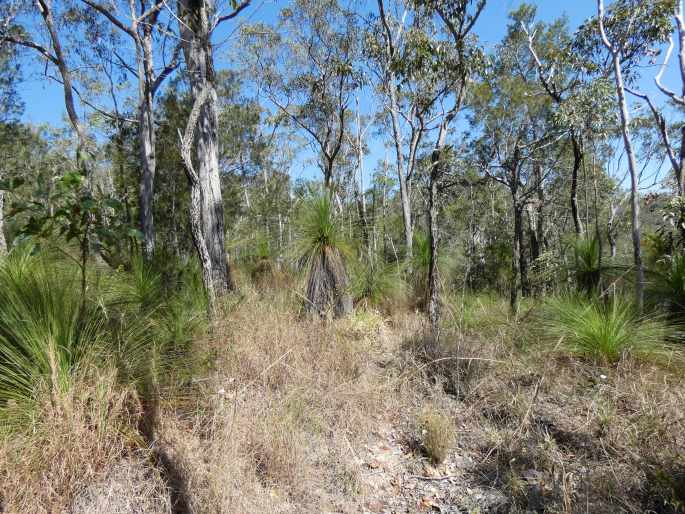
153;289;399;513
0;367;170;514
1;289;684;513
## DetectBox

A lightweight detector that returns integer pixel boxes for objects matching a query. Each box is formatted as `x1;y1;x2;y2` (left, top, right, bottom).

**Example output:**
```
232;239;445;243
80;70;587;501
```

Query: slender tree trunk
354;100;370;254
612;54;644;311
427;114;454;333
599;0;644;311
179;0;235;294
377;0;414;259
511;200;524;314
571;135;584;236
138;29;157;260
427;164;440;333
608;222;617;258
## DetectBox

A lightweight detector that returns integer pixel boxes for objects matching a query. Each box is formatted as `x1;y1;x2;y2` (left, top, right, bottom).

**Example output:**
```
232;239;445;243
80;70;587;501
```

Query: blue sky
16;0;681;189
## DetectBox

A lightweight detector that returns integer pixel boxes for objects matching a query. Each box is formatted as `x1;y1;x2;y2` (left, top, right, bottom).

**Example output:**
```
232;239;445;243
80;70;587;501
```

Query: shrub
539;295;679;364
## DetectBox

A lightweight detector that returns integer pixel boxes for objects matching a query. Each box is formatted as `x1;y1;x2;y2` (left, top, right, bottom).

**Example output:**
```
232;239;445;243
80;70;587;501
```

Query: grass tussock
417;408;455;465
152;291;395;512
1;248;684;514
539;295;681;364
0;368;170;513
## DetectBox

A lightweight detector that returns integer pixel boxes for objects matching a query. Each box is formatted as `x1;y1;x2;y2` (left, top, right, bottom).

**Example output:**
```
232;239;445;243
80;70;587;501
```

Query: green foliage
573;236;601;294
350;257;406;311
0;245;105;427
647;254;685;316
11;171;140;267
575;0;675;77
295;193;350;265
0;245;207;430
444;293;510;335
539;295;679;364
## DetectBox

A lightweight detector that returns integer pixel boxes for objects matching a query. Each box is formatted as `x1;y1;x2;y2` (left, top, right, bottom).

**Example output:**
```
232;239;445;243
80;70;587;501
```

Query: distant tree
579;0;675;311
416;0;486;330
81;0;181;260
471;9;560;313
0;30;22;256
242;0;359;191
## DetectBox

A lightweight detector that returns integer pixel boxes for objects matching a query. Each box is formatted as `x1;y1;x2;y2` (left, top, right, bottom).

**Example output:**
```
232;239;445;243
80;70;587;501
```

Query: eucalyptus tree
0;1;90;175
368;0;431;260
176;0;250;299
575;0;674;311
611;0;685;247
241;0;359;191
414;0;486;330
80;0;181;260
471;11;561;313
0;34;22;256
522;6;617;237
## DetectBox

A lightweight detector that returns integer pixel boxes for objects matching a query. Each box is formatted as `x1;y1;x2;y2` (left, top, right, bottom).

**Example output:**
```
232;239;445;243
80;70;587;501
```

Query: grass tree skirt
304;246;352;318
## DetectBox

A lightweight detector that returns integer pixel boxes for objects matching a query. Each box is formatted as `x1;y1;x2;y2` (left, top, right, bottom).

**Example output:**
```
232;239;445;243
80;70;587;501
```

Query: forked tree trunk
179;0;235;294
179;87;217;318
377;0;414;261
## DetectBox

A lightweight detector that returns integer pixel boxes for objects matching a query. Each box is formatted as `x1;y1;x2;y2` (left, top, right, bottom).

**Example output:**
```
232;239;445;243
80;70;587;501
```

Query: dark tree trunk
511;200;524;314
571;135;584;237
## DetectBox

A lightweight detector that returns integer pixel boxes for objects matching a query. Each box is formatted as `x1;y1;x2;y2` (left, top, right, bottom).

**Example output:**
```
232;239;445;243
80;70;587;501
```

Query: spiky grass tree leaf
573;236;601;293
646;254;685;316
350;257;406;311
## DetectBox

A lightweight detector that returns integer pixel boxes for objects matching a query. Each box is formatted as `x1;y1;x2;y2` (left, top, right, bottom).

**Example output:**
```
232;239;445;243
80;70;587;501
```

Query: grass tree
297;194;352;318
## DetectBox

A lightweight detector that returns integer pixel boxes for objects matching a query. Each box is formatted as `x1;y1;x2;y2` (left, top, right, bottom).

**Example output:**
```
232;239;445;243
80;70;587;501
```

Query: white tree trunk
598;0;644;311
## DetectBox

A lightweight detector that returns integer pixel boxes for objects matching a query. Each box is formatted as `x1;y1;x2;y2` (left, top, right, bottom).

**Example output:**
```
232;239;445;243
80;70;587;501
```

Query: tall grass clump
350;257;406;312
295;194;352;318
0;246;106;426
101;254;208;393
572;236;601;294
647;253;685;317
539;295;679;364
